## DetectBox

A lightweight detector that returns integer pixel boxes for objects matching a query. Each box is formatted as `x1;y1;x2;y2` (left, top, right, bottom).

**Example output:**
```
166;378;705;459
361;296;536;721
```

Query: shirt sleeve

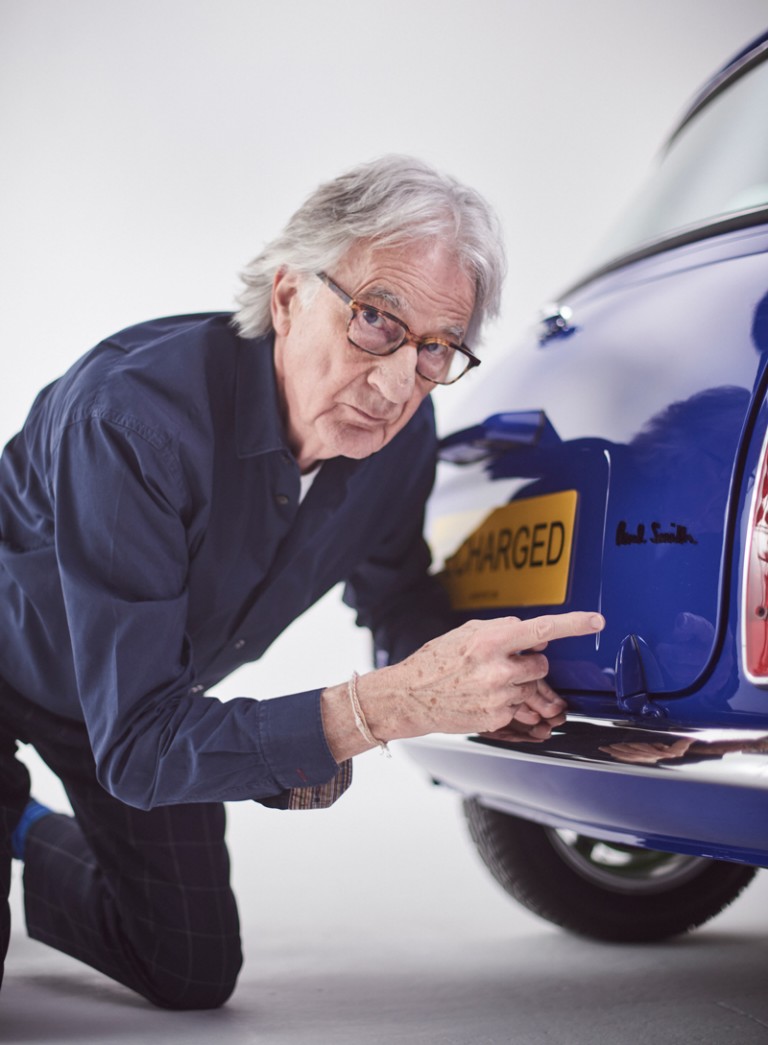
52;414;340;810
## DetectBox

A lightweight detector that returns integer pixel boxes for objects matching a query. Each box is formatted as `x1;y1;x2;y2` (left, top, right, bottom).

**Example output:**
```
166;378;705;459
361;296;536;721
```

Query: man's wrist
319;667;402;762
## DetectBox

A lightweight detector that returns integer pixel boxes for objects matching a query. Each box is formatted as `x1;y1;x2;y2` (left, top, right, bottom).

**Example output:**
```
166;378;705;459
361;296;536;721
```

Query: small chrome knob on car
538;302;575;344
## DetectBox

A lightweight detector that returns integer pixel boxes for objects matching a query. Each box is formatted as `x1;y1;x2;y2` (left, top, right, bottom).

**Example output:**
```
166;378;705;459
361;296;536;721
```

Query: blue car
404;29;768;942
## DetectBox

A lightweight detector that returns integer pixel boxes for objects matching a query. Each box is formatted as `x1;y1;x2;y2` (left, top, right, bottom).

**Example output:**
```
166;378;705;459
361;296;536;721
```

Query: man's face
271;239;476;471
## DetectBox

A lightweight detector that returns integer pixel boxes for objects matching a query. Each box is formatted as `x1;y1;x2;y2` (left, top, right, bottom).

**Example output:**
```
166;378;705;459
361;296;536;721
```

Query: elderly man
0;156;603;1008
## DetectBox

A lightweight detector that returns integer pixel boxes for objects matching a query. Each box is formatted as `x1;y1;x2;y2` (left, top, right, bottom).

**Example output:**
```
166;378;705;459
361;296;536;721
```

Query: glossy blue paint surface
436;224;768;724
406;37;768;865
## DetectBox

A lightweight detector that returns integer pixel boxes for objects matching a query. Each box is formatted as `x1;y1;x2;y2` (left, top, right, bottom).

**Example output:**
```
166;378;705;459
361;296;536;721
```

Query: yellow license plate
439;490;578;609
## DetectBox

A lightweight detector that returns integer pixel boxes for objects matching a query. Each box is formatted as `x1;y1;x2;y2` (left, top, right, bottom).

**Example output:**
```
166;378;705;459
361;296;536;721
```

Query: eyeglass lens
349;306;468;384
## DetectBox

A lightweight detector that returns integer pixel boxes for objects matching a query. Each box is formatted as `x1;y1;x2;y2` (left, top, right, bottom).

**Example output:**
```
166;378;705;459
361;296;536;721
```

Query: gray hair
233;155;506;345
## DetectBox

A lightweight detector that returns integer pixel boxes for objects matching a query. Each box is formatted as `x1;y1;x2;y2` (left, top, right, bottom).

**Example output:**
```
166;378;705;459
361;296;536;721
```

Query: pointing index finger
508;611;605;651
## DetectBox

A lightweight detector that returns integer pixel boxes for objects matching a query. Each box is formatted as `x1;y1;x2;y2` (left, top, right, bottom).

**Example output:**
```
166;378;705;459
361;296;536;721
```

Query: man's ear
271;269;300;336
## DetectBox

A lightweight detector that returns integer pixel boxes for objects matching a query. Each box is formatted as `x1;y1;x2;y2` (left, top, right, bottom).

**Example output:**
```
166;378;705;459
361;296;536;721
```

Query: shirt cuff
287;759;353;810
260;687;340;791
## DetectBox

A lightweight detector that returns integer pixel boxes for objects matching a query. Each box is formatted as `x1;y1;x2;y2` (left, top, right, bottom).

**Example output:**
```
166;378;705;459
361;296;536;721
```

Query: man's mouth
347;404;394;425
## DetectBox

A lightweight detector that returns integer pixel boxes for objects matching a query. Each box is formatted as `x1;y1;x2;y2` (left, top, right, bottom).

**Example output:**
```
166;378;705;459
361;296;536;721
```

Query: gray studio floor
2;747;768;1045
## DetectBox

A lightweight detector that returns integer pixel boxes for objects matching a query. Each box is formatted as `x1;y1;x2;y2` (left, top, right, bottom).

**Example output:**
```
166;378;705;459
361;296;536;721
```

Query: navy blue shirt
0;314;451;809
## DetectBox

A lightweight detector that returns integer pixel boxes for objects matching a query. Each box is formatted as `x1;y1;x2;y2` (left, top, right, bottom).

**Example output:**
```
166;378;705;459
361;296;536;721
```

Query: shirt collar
235;332;291;459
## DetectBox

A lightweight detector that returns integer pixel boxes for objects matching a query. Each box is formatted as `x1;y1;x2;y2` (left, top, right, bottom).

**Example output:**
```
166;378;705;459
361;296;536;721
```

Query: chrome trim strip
405;715;768;791
559;209;768;300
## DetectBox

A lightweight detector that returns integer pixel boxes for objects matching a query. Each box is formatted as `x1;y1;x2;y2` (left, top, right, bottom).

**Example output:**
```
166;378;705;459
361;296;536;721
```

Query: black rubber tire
464;798;758;942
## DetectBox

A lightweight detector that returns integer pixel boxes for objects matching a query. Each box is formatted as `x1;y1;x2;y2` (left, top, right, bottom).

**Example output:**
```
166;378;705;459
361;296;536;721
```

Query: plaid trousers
0;678;243;1009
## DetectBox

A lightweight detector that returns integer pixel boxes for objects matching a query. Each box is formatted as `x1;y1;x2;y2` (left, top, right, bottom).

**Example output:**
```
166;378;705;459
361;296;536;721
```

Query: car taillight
743;430;768;682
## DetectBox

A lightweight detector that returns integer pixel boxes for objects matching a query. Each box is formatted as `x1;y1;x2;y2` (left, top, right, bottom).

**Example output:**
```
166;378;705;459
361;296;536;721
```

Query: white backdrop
1;0;767;794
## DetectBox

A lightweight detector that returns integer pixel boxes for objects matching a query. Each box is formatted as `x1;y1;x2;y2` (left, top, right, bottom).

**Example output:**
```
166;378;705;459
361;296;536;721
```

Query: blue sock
11;799;53;861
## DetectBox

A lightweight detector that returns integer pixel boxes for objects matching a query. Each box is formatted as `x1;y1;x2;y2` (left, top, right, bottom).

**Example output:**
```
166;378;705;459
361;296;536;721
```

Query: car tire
463;798;758;942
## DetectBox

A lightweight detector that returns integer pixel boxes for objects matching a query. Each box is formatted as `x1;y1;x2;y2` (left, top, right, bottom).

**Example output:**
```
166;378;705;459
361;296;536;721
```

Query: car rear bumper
402;717;768;866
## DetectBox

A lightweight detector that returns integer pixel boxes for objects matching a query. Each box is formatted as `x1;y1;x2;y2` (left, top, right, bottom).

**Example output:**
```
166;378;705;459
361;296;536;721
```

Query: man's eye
421;341;450;358
361;308;385;328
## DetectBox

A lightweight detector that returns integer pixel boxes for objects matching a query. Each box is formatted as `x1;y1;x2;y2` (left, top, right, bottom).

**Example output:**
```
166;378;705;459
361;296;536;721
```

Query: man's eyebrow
359;284;466;343
445;324;467;343
359;284;406;312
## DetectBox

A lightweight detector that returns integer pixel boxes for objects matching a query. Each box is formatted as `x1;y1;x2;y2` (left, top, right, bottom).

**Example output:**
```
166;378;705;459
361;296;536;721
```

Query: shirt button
275;494;290;506
234;638;246;650
189;684;204;694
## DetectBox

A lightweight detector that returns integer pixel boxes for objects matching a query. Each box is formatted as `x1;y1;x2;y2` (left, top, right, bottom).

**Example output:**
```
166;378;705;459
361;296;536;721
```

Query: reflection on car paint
408;33;768;889
435;384;750;701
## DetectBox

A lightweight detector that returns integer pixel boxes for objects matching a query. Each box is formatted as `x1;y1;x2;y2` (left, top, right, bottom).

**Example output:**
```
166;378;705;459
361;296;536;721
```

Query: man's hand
321;612;605;761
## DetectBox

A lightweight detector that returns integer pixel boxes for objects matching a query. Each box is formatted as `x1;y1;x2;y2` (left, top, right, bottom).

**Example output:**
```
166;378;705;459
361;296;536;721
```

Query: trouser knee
143;940;243;1011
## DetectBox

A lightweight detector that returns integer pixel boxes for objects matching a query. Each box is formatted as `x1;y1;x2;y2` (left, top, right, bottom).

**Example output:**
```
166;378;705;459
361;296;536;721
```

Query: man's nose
367;344;418;403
